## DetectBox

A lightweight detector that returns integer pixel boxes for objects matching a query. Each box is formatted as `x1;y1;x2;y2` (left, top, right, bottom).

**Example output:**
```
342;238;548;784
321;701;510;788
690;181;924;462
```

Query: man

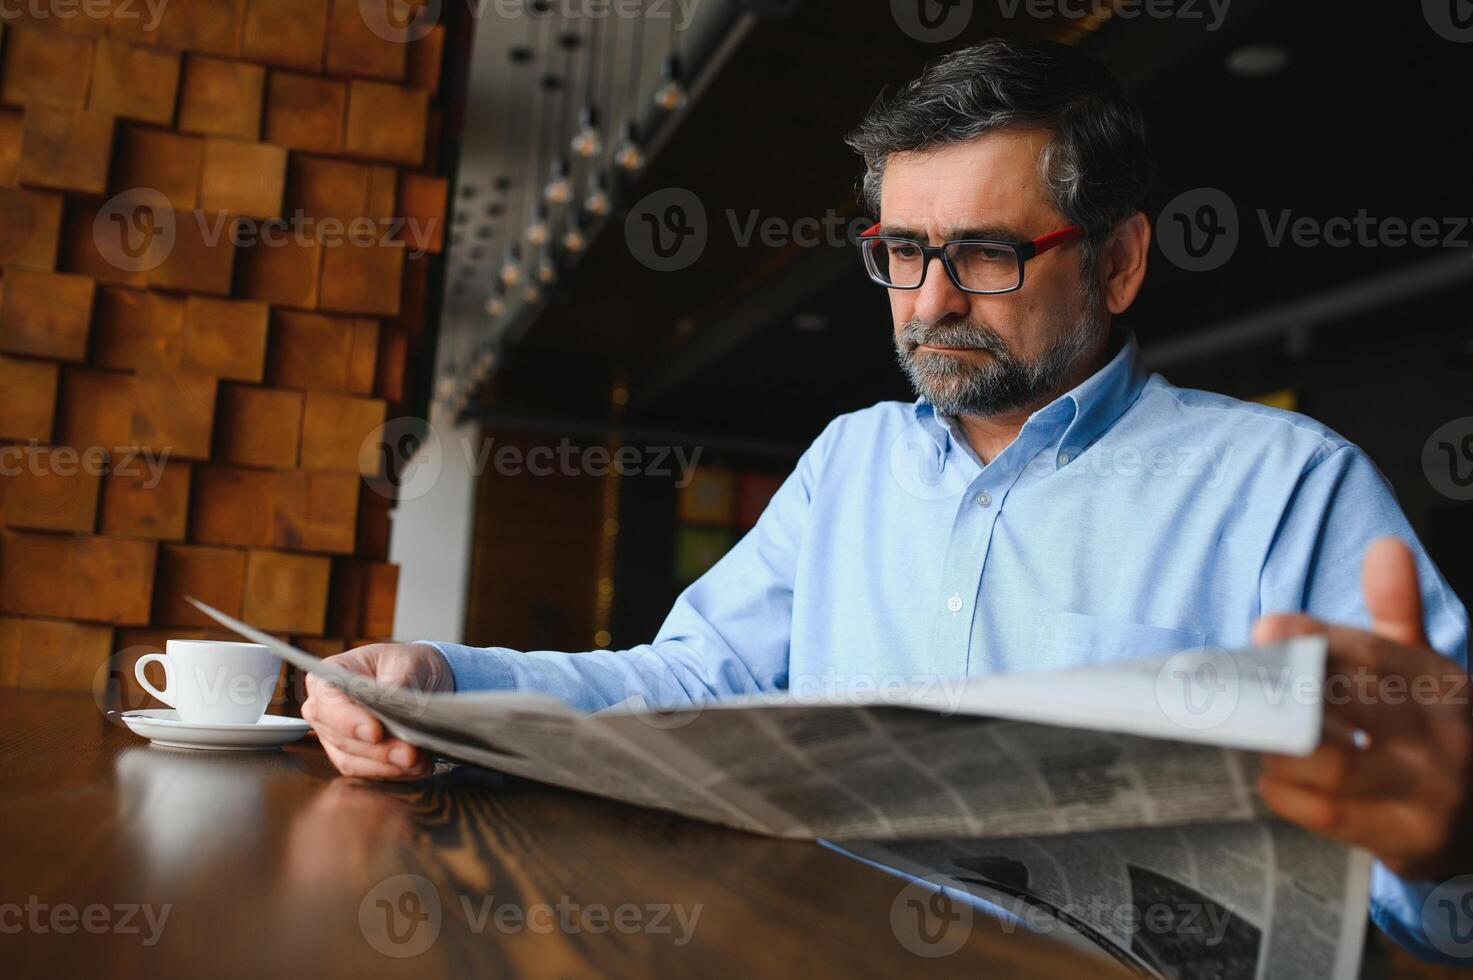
304;40;1473;961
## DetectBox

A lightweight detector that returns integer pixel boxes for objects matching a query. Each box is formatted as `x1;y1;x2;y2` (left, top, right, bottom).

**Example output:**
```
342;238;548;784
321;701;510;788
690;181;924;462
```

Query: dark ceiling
472;0;1473;451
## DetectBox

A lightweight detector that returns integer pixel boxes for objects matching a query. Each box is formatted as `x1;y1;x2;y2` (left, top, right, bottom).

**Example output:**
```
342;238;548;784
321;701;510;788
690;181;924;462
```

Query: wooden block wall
0;7;450;693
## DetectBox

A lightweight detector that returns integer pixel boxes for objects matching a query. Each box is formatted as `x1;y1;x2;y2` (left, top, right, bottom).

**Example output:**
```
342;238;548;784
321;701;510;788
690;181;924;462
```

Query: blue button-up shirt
428;329;1469;961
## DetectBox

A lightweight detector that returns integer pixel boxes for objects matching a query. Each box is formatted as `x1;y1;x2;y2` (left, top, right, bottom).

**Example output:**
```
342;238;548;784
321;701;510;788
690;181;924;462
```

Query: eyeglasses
858;223;1084;295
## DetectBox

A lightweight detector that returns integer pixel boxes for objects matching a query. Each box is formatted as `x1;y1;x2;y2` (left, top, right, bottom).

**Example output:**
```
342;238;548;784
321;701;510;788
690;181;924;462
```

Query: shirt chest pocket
1032;610;1206;670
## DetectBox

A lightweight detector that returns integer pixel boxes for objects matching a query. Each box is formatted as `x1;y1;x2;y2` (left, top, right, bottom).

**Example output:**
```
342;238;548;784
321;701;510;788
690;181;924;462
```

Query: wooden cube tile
0;617;114;692
243;549;329;633
0;108;23;185
329;557;398;636
157;0;247;57
318;237;404;316
395;173;446;254
0;531;156;624
236;233;320;308
216;383;302;469
294;635;345;658
58;368;133;450
178;54;264;139
114;126;202;210
181;294;268;380
130;369;218;459
326;0;406;81
0;354;58;442
152;543;248;627
93;286;184;372
88;37;180;124
374;325;407;402
300;390;385;473
0;186;63;270
406;23;445;94
389;251;430;335
241;0;330;72
99;458;192;540
264;70;345;154
189;463;279;547
199;137;286;217
17;106;115;194
343;79;424;166
105;0;169;44
61;200;150;288
0;28;95;109
0;447;103;533
356;484;391;560
282;469;358;553
287;154;377;222
268;310;377;393
0;267;94;361
148;208;236;295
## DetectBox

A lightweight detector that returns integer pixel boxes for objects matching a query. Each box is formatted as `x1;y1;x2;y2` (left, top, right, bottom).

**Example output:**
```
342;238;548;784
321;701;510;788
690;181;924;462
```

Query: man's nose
912;255;971;325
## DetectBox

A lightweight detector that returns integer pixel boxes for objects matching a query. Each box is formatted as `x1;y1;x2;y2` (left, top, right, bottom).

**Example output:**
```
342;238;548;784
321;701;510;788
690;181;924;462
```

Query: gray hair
845;39;1152;263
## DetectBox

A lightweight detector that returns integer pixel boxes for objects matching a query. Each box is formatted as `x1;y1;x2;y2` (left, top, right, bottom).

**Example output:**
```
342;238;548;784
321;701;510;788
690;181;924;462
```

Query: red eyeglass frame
857;222;1084;295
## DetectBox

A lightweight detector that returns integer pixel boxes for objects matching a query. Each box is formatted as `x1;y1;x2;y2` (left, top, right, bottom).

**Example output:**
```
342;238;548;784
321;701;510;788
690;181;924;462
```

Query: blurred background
421;0;1473;656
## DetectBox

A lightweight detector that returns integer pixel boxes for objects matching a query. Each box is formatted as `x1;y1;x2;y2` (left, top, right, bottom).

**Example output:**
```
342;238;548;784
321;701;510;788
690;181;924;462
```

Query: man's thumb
1362;536;1427;647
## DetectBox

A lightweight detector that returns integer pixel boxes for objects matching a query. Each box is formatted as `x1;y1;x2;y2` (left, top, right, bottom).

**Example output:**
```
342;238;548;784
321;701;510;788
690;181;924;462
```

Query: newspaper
189;598;1371;979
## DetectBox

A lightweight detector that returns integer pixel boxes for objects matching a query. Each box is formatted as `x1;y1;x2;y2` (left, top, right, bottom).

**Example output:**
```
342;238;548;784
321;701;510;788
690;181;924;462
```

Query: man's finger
319;735;432;781
1251;612;1325;647
1363;536;1428;648
302;688;384;744
316;728;425;769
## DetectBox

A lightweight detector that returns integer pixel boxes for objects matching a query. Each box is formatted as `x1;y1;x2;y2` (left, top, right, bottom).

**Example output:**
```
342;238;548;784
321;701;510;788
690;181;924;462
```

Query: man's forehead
878;128;1055;223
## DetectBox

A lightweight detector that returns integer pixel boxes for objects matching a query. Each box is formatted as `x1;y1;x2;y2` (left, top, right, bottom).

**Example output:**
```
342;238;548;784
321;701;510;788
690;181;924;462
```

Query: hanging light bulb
498;243;523;286
614;121;644;172
483;280;507;317
536;249;559;285
571;104;602;158
522;281;542;303
654;54;687;111
562;213;587;253
525;203;551;245
583;171;611;217
543;157;573;205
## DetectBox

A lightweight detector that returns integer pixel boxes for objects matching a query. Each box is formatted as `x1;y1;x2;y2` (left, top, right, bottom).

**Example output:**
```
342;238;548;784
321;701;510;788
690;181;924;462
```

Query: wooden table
0;691;1121;978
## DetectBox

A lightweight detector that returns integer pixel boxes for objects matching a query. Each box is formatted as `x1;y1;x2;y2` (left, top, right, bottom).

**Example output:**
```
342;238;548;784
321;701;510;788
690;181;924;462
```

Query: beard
893;283;1105;418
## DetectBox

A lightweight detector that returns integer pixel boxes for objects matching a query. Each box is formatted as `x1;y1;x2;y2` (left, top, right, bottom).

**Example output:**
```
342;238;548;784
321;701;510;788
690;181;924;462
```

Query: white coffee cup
134;639;282;725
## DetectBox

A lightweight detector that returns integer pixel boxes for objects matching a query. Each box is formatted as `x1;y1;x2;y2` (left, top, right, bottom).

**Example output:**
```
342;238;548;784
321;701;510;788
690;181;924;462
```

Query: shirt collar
912;328;1148;471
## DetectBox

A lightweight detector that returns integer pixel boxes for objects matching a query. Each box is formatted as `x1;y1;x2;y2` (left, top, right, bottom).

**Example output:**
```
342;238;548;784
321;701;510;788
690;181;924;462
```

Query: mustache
896;318;1013;359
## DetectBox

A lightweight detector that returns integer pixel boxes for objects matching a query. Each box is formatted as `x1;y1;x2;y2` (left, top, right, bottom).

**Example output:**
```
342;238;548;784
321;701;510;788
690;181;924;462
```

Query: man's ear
1099;211;1151;315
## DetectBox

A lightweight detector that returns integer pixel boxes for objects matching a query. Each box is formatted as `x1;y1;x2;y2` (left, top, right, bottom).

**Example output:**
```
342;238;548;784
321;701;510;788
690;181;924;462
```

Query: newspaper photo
188;598;1372;979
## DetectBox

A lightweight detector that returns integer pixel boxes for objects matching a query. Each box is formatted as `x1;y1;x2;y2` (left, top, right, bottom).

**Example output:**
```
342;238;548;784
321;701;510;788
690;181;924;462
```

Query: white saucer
121;709;311;752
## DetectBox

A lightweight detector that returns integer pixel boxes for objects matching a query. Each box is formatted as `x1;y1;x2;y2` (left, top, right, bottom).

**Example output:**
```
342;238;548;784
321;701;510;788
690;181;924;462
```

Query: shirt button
975;490;992;508
1057;450;1072;466
946;593;964;614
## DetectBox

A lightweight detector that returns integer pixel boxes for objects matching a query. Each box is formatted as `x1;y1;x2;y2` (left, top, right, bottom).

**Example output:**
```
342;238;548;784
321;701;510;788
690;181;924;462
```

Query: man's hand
1254;537;1473;879
301;642;455;780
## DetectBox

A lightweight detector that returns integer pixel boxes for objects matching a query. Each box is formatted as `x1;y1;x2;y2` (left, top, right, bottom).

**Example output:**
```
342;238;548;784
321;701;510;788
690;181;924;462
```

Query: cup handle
134;653;174;707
